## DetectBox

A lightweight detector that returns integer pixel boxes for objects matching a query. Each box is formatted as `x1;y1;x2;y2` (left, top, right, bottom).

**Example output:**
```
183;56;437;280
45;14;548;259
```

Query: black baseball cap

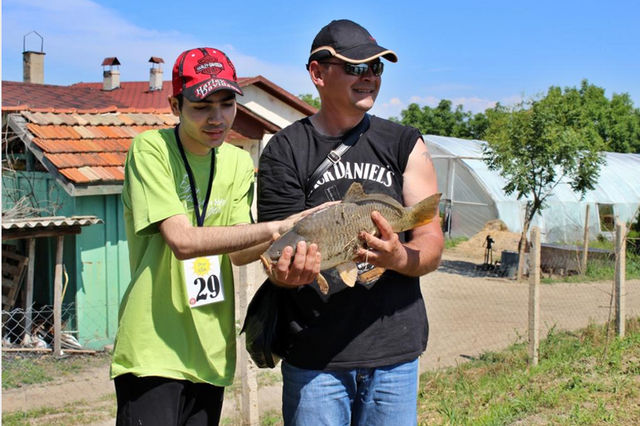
308;19;398;65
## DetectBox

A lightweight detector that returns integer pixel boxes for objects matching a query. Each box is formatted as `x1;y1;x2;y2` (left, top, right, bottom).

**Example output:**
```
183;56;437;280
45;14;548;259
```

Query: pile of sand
448;220;521;263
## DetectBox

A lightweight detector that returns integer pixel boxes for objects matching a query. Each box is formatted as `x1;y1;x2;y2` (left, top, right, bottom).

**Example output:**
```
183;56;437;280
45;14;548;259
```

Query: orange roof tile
12;109;252;188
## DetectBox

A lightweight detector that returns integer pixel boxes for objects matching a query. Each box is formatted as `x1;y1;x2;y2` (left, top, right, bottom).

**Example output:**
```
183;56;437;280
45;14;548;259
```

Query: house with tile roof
2;53;316;349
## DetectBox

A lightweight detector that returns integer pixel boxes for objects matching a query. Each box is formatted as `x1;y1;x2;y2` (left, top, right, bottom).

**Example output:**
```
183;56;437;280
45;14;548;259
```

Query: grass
417;318;640;425
541;253;640;284
445;237;468;250
2;393;116;426
1;351;111;389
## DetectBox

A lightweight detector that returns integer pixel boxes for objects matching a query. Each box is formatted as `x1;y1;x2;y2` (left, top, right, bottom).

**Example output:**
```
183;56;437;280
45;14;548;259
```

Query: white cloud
1;0;313;96
371;93;524;119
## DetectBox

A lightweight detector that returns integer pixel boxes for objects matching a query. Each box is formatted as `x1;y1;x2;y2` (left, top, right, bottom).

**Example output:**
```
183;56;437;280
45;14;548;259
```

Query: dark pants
114;374;225;426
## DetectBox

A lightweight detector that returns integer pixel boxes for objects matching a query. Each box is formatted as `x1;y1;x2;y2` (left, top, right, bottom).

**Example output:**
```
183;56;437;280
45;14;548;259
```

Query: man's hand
355;211;409;271
266;241;322;288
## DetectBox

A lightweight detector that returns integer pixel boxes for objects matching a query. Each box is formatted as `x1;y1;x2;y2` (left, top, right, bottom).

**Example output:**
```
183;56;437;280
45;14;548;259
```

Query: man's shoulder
264;118;310;152
274;118;309;138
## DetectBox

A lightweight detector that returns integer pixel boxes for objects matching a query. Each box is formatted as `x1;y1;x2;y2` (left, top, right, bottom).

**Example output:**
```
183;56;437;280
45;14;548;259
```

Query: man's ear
308;61;325;88
168;96;180;116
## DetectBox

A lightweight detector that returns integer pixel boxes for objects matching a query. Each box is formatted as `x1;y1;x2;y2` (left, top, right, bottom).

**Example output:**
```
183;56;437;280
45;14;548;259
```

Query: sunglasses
319;61;384;77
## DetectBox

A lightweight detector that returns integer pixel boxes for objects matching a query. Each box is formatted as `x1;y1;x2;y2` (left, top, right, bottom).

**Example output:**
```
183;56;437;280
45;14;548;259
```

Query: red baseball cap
172;47;243;101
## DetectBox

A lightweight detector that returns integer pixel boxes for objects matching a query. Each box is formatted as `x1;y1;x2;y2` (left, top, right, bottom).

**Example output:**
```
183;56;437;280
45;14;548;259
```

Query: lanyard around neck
174;126;215;227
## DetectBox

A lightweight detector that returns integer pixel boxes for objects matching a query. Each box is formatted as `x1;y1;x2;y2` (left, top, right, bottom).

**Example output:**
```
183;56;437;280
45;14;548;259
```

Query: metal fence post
615;221;626;337
528;226;541;366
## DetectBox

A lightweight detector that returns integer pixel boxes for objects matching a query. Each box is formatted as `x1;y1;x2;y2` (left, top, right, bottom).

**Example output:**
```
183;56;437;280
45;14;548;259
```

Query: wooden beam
53;236;64;357
23;238;36;344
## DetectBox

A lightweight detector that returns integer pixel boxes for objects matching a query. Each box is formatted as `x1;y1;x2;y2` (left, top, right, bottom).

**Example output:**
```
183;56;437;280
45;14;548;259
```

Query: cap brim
183;78;243;101
310;45;398;63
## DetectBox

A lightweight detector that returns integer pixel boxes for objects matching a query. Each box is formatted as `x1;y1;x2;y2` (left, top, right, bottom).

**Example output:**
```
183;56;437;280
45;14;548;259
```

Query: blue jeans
281;358;419;426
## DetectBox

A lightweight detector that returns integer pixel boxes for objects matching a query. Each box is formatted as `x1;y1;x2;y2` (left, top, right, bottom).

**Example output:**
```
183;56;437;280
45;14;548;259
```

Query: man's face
169;90;237;155
318;59;381;113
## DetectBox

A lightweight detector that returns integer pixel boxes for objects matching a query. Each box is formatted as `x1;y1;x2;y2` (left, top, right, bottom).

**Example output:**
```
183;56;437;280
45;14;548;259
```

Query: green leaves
482;82;615;226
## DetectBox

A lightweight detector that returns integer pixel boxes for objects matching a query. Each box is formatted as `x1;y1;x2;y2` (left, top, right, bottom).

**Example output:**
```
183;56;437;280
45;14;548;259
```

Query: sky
2;0;639;119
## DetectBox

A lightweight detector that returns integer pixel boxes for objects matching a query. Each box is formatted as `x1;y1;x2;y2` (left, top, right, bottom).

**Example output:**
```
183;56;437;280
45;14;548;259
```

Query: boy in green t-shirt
111;47;323;425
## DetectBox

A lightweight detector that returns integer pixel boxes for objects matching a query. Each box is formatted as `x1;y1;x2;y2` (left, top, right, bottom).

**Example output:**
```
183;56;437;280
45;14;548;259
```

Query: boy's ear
168;96;180;116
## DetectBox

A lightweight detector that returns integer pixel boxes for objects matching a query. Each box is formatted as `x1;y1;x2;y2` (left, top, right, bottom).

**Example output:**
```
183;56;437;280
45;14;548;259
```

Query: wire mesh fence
2;238;639;424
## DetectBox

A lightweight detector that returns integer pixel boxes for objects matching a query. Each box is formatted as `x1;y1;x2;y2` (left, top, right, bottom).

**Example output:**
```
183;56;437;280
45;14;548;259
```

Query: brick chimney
23;31;45;84
148;57;164;91
102;57;121;91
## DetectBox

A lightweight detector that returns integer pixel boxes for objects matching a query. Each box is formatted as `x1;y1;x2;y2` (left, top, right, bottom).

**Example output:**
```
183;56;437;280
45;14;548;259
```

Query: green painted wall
2;171;130;349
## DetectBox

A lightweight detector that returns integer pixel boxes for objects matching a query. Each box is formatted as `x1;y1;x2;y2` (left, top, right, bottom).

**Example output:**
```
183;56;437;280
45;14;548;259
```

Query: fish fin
317;273;329;295
336;262;358;287
357;267;386;285
342;183;366;202
343;183;404;211
401;192;442;231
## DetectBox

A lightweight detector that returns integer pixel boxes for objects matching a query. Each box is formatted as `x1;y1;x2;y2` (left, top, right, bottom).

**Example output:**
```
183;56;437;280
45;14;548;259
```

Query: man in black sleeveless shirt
257;19;444;425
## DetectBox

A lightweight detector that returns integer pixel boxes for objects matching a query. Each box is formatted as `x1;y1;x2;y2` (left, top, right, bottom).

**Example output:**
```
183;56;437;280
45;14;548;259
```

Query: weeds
418;318;640;425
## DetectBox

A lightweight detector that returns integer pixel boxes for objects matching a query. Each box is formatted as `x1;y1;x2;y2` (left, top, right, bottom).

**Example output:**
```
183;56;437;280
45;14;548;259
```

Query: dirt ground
3;248;639;424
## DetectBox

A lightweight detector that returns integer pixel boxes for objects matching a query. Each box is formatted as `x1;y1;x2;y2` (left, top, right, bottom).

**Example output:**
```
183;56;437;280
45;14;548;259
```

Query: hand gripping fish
260;183;441;294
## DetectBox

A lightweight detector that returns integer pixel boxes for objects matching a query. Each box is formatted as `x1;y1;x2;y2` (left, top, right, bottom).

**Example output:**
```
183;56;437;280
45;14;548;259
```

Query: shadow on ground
438;259;512;278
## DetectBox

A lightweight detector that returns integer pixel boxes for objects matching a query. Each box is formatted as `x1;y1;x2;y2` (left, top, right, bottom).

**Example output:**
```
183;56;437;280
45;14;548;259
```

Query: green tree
483;87;607;279
298;93;321;109
393;100;488;139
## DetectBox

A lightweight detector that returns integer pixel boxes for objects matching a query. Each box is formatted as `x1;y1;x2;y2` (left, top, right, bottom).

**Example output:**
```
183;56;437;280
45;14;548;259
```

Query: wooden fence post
236;262;259;425
615;221;626;338
528;226;541;366
581;204;590;274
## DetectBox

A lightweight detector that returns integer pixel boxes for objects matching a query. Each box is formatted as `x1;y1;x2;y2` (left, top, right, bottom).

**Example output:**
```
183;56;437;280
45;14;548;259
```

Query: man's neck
310;109;366;137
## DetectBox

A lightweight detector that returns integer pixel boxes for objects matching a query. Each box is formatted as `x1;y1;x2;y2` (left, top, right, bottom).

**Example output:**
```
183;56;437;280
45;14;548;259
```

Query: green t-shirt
110;127;254;386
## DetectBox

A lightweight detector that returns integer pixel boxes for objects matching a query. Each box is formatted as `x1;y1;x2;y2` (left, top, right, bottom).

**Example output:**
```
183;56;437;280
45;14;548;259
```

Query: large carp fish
260;183;441;294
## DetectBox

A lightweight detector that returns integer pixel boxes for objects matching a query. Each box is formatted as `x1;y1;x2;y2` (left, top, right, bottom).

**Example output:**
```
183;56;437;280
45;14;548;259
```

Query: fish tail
402;193;442;230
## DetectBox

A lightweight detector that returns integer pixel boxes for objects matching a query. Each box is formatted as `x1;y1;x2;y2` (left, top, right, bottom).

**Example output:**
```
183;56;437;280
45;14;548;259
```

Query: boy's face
169;90;237;155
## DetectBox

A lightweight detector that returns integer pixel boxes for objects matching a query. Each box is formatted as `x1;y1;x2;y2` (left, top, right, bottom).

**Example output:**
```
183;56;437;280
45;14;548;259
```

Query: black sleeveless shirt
257;115;428;369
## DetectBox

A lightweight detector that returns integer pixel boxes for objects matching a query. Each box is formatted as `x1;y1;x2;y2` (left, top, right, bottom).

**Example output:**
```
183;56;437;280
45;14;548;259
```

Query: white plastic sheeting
424;135;640;243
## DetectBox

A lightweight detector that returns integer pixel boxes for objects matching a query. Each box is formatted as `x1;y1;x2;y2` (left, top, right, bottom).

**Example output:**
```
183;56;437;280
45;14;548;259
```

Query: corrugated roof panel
2;215;103;230
42;112;64;125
